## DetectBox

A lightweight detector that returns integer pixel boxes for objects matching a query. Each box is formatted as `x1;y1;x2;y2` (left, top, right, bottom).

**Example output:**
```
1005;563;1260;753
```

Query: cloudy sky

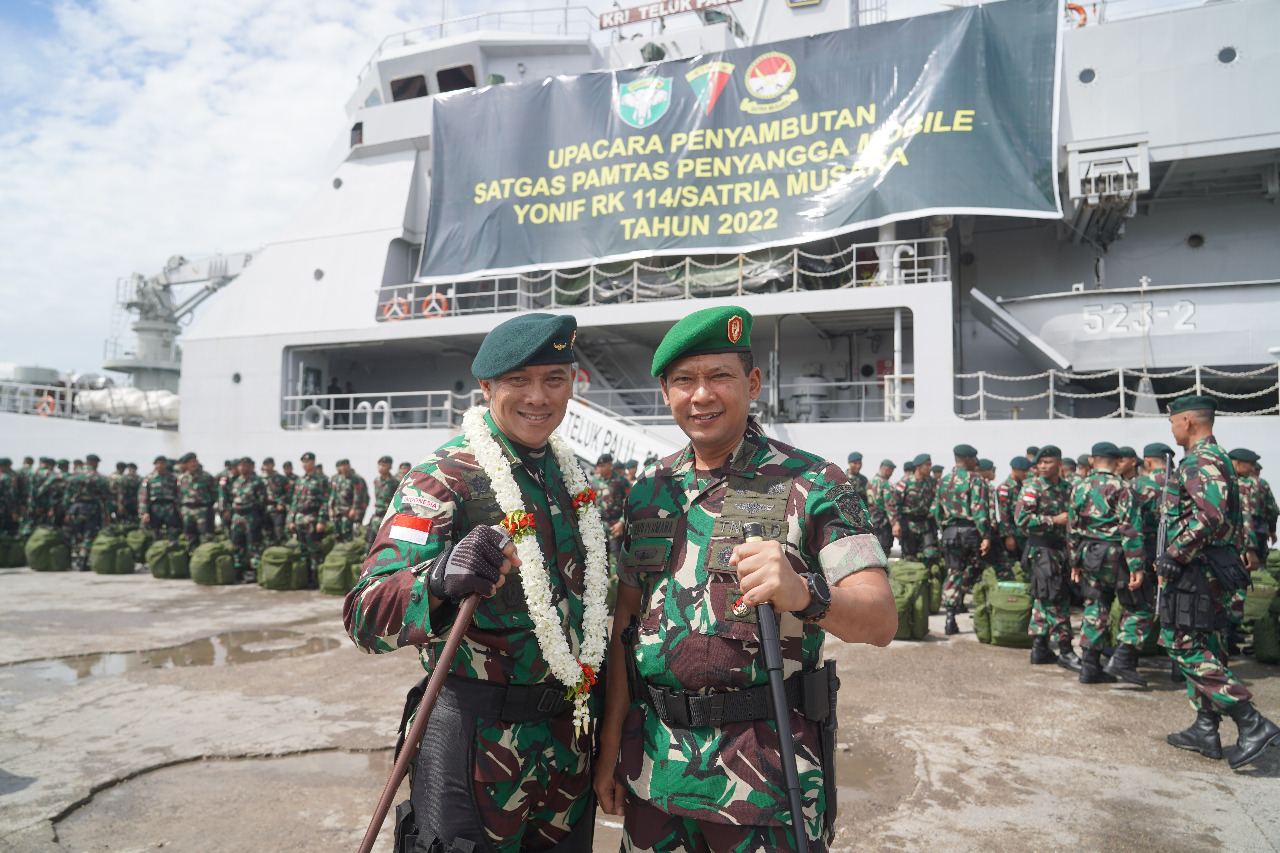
0;0;949;379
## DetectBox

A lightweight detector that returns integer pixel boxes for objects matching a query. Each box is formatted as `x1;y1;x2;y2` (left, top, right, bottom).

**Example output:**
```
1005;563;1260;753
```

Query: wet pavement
1;567;1277;852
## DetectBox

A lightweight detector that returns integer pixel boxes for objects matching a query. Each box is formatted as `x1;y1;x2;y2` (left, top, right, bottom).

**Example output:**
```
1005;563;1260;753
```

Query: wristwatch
793;572;832;623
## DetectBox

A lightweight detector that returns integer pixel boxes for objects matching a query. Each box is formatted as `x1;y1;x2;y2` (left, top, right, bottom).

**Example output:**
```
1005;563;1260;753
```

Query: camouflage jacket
615;417;884;832
1237;476;1277;553
138;472;179;513
345;411;590;689
262;472;292;511
14;467;33;515
217;469;238;511
228;473;267;513
865;475;892;527
930;467;992;536
1013;474;1071;545
370;473;398;519
1129;470;1171;539
288;471;330;520
888;473;937;531
329;471;369;514
116;473;142;511
1261;479;1279;533
846;471;869;505
1067;471;1144;574
995;476;1024;543
591;469;629;525
178;468;219;507
0;472;16;519
62;470;111;511
1166;435;1247;564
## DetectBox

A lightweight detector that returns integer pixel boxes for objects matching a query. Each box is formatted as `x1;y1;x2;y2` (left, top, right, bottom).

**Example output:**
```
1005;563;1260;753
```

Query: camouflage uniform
365;473;398;548
116;470;142;523
1014;473;1073;643
217;466;238;518
178;467;220;550
62;469;111;570
1067;471;1149;650
616;418;885;852
887;474;939;564
865;474;893;556
992;474;1026;580
931;468;992;609
138;471;182;541
1160;436;1253;714
13;465;33;533
262;470;292;545
228;474;267;580
1238;475;1271;562
846;471;869;507
26;466;55;527
287;471;330;586
328;470;369;542
592;468;630;568
44;469;68;528
0;469;19;535
344;411;595;853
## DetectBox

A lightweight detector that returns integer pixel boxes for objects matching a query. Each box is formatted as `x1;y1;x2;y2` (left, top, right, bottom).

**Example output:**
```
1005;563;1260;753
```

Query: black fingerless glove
426;525;511;602
1155;553;1183;581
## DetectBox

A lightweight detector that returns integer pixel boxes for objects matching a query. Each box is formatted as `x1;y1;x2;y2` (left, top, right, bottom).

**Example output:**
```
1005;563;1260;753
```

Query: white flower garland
461;406;610;734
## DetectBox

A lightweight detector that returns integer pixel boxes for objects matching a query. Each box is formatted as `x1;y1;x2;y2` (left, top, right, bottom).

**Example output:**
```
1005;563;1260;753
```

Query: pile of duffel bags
972;567;1034;649
888;560;932;640
1245;552;1280;665
0;529;30;568
25;527;71;572
89;526;137;574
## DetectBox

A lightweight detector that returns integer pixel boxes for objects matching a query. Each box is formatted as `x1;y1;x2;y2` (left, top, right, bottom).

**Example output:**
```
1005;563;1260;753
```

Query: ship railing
1088;0;1233;26
281;389;485;431
390;237;948;321
0;380;174;430
955;364;1280;420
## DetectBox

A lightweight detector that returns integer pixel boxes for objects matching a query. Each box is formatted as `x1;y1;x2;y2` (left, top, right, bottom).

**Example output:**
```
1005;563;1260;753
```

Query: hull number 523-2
1081;300;1196;335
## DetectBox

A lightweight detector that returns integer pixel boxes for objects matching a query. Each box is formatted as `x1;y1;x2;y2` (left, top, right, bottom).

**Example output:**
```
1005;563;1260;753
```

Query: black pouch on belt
1202;545;1250;593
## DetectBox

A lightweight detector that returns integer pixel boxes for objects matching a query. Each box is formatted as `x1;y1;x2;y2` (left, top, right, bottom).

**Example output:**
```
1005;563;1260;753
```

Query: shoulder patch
402;494;442;511
389;513;432;545
1021;490;1038;504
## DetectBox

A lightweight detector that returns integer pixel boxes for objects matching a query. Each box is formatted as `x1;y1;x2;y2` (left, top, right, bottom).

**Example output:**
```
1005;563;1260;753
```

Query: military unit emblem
617;76;672;128
685;61;735;115
727;314;743;343
741;51;799;113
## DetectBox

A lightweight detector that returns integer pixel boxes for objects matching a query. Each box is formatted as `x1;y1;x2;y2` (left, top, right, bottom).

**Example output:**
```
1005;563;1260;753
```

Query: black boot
945;608;959;636
1171;659;1186;684
1226;702;1280;770
1167;710;1223;760
1104;643;1149;687
1226;627;1243;660
956;599;969;615
1030;635;1058;665
1080;648;1119;684
1057;640;1083;673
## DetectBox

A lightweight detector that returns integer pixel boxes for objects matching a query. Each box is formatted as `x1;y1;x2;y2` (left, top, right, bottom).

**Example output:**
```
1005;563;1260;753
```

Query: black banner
418;0;1060;283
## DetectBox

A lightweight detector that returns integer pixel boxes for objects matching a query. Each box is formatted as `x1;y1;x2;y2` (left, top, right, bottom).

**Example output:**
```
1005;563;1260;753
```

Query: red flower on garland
501;510;535;537
576;662;597;694
572;487;597;511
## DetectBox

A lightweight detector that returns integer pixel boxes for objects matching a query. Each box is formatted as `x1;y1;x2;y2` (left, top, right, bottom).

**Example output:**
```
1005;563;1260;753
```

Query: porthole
1187;233;1205;249
314;269;325;281
1078;67;1096;84
333;177;343;189
232;373;241;384
1217;46;1237;64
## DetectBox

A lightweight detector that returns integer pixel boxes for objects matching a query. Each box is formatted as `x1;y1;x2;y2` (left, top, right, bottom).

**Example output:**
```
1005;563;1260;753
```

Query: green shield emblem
617;77;672;129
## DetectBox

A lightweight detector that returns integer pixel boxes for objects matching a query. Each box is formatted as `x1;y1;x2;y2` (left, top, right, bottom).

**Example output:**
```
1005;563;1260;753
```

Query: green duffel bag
26;527;70;572
320;532;337;558
146;539;190;579
889;561;929;640
1244;571;1279;631
126;528;154;562
1253;597;1280;665
989;580;1034;649
319;541;364;596
259;545;301;591
1266;549;1279;573
973;568;995;644
90;534;133;574
927;560;944;615
191;541;236;585
0;532;26;568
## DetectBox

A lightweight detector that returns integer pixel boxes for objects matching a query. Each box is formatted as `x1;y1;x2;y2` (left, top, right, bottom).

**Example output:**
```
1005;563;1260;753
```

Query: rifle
1155;451;1175;612
356;593;480;853
743;522;809;853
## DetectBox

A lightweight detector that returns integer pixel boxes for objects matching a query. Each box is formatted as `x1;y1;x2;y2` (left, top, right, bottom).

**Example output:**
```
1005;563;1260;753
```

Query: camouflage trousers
180;505;217;551
229;510;264;578
64;502;103;570
1115;608;1154;647
623;795;825;853
289;512;324;587
940;525;983;609
898;522;939;565
263;509;287;547
405;681;593;853
145;502;182;542
1227;589;1245;630
332;513;357;543
1161;582;1252;714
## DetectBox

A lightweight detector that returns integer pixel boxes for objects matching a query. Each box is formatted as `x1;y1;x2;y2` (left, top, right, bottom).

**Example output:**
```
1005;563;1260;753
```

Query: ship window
363;89;382;108
1187;233;1205;249
436;64;476;93
391;74;429;101
1078;68;1096;84
350;122;363;147
1217;46;1237;64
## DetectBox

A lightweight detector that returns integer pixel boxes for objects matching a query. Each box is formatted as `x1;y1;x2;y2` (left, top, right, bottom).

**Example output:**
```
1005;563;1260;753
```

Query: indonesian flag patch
390;513;433;545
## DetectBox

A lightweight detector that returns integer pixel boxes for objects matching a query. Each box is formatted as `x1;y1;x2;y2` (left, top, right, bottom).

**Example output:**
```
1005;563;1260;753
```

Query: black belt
643;670;829;728
232;506;262;514
902;514;929;523
1027;534;1066;549
444;675;573;723
945;521;976;529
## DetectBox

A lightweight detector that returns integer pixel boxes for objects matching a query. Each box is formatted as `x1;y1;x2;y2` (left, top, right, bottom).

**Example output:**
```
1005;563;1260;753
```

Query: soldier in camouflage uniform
61;454;111;570
139;455;181;542
990;457;1031;581
282;459;298;487
345;313;597;853
595;306;895;853
177;453;220;551
118;463;142;524
932;445;993;635
845;452;868;506
287;453;329;587
365;455;397;549
1229;448;1269;564
1116;447;1138;482
48;460;71;528
0;458;18;535
1157;395;1279;769
217;459;238;525
889;453;939;566
14;457;34;534
261;457;292;546
27;458;57;527
228;457;267;582
865;459;896;557
592;453;629;568
1067;443;1150;685
328;459;369;543
1014;446;1083;672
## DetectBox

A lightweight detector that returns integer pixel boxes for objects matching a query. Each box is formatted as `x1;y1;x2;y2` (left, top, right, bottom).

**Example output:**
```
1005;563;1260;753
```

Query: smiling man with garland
344;312;603;853
594;305;897;853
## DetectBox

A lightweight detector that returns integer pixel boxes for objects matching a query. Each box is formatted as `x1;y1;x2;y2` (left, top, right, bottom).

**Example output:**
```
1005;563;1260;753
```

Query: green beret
880;458;896;469
1228;448;1260;463
40;457;53;464
903;461;916;473
240;457;254;466
652;305;752;377
84;454;99;463
1118;446;1137;459
300;452;315;461
932;464;944;473
178;452;195;464
1167;394;1217;415
1076;454;1091;466
977;458;994;471
473;313;577;380
847;452;863;463
1026;446;1040;457
596;453;613;464
912;453;931;467
336;458;349;466
127;462;137;468
1090;441;1121;458
1032;445;1062;464
644;455;659;466
57;459;69;467
263;456;275;465
1011;457;1031;471
1143;443;1173;459
0;458;10;466
624;460;638;468
953;444;978;458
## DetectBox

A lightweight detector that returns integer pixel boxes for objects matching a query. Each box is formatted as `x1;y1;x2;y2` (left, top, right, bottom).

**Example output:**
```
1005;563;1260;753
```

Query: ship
2;0;1277;472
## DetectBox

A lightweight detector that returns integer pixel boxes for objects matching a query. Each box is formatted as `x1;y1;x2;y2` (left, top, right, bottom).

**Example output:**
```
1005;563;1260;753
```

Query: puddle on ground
0;630;340;707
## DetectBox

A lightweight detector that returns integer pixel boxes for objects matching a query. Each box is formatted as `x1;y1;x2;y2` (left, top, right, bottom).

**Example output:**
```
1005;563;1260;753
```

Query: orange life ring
381;296;410;321
421;293;449;318
1066;3;1087;27
37;395;55;416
